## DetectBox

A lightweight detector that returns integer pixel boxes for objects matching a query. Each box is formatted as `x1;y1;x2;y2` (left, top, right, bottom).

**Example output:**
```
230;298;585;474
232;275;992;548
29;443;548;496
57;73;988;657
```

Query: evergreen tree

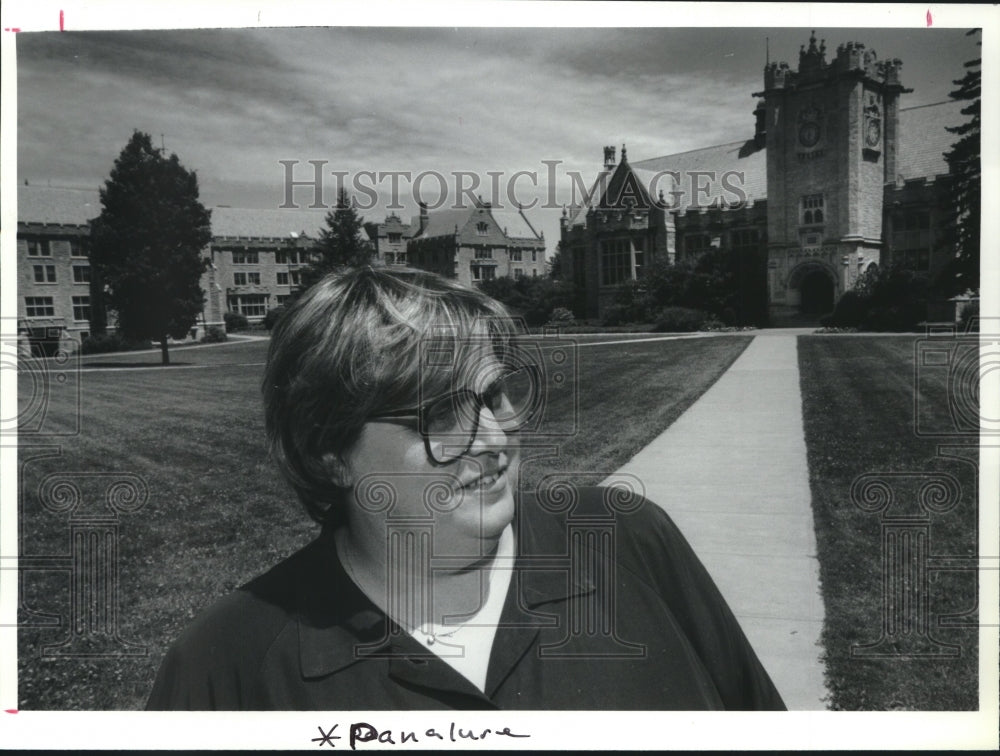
301;188;373;289
937;29;981;296
90;131;212;365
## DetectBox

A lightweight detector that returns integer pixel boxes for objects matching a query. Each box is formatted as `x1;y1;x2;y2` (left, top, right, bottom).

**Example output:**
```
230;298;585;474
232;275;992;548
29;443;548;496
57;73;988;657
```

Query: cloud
15;26;979;249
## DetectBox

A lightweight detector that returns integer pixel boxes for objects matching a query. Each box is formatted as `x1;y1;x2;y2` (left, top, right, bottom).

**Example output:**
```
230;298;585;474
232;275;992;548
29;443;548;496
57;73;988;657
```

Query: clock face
799;122;820;148
866;119;881;147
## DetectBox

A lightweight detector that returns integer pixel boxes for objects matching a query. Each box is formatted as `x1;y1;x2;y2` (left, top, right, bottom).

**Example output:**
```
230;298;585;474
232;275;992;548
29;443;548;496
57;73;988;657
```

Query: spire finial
621;143;627;161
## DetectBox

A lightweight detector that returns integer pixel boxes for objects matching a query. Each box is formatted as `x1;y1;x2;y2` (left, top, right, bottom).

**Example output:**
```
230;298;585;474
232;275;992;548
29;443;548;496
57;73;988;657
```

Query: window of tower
800;194;825;227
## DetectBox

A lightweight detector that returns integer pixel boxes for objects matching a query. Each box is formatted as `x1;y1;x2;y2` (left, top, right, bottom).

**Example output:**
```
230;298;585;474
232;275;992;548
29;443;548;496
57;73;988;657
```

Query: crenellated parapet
759;32;908;95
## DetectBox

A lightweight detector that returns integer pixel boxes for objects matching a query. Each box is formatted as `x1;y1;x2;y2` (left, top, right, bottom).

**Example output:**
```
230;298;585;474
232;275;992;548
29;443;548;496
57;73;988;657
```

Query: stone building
15;183;546;346
15;184;328;341
208;206;327;323
560;33;965;322
406;199;546;286
364;212;415;266
16;186;98;345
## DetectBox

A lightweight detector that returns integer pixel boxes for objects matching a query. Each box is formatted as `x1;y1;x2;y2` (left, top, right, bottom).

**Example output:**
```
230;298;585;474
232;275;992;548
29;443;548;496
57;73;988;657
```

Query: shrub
224;311;249;332
479;276;575;327
263;305;288;331
822;290;869;328
651;306;711;333
958;300;979;333
546;307;575;327
200;326;228;344
601;304;631;327
823;266;930;332
79;332;152;355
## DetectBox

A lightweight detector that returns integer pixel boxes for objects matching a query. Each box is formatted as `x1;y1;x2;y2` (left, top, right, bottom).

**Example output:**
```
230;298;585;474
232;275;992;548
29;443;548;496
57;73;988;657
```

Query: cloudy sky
15;21;980;252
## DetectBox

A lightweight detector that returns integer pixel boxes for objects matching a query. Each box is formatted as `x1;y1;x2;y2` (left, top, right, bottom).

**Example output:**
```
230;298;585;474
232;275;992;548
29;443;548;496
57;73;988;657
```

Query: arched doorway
799;270;835;315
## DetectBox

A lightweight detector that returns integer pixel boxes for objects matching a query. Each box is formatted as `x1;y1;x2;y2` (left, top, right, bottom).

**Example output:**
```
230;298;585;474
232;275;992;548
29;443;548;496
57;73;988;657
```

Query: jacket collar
295;506;594;681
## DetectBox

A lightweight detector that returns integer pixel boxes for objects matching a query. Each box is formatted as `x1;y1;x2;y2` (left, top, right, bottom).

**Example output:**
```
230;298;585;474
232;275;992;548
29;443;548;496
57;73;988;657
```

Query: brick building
406;199;546;286
561;34;966;322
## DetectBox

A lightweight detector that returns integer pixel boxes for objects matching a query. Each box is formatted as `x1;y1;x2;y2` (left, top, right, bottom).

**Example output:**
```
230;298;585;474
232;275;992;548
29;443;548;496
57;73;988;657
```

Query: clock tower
756;33;908;321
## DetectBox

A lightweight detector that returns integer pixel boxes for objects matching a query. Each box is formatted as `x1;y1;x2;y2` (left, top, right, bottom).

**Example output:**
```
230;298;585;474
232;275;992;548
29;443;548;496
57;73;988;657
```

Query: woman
147;267;785;710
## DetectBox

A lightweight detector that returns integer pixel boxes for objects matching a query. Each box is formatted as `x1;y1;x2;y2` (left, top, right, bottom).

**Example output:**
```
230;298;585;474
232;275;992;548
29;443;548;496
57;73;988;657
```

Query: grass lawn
798;335;979;711
17;333;752;710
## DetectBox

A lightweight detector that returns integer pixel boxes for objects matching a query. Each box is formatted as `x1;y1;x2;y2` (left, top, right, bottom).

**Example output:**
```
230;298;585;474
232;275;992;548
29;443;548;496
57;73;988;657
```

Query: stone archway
787;261;838;317
799;269;835;314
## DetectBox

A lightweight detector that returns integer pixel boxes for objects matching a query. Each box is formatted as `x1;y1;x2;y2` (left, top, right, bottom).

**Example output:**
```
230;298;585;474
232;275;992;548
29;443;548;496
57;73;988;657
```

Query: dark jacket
147;487;785;710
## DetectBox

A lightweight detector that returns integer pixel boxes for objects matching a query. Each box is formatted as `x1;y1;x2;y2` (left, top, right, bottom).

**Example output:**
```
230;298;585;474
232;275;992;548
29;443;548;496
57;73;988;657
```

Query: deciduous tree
90;131;212;365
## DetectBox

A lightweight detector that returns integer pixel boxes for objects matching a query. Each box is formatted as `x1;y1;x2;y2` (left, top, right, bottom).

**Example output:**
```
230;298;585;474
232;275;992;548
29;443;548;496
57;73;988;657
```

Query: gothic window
892;249;930;271
471;264;496;282
476;222;489;236
228;294;268;317
800;194;824;226
683;234;712;259
891;210;932;269
600;238;632;286
731;229;759;251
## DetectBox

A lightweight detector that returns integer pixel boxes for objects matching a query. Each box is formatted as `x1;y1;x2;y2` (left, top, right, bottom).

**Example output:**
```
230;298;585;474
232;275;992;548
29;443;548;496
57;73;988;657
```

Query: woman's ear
321;452;353;488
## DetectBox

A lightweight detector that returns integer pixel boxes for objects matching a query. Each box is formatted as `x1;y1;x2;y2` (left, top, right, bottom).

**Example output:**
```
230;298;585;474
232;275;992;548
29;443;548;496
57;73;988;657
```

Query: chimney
418;201;428;234
603;145;616;170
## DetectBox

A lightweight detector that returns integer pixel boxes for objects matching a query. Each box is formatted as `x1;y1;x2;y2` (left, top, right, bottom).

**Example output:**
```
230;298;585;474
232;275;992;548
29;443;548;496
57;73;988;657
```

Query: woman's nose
467;405;510;453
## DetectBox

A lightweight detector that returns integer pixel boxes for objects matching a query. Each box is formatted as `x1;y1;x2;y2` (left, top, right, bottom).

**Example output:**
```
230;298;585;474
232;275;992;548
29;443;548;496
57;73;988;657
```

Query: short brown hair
262;267;520;524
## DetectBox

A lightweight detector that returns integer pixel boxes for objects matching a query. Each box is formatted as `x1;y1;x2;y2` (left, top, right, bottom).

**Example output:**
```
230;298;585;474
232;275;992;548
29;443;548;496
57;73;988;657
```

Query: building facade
15;185;548;347
364;212;415;266
561;34;963;322
406;199;547;287
15;185;329;342
16;186;102;346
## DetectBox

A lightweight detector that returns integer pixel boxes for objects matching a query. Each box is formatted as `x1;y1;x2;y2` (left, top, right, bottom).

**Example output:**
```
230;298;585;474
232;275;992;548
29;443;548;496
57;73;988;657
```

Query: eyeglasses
370;365;540;464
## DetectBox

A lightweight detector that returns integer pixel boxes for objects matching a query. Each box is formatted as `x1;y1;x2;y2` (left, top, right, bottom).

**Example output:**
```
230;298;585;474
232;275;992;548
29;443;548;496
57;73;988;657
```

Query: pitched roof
895;99;967;181
211;206;329;239
566;171;611;227
622;99;966;212
413;207;473;239
16;184;331;239
632;140;767;212
490;207;543;240
18;184;101;226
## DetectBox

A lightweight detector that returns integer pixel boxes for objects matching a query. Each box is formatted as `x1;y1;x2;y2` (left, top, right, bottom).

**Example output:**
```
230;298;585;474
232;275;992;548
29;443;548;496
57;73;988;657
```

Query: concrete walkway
605;329;829;710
